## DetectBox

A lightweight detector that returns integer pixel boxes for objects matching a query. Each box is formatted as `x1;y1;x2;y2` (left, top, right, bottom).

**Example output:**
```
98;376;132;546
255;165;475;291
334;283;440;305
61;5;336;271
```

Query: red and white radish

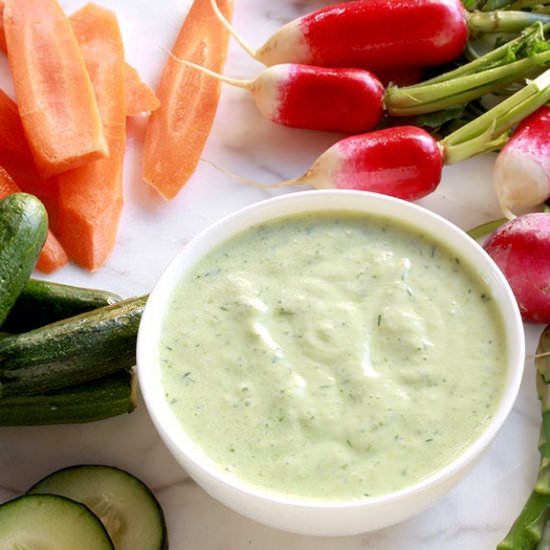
270;126;444;200
191;50;550;208
483;213;550;323
238;67;550;200
210;0;468;71
493;105;550;218
178;60;385;133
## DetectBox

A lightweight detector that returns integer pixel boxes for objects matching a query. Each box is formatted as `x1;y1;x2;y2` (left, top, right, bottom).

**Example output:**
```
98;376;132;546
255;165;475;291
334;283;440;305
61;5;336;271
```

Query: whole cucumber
0;193;48;327
0;296;147;396
2;279;122;333
0;369;136;425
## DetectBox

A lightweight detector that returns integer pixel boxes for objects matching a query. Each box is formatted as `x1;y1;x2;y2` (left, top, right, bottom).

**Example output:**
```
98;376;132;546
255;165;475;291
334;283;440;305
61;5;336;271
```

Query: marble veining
0;1;544;548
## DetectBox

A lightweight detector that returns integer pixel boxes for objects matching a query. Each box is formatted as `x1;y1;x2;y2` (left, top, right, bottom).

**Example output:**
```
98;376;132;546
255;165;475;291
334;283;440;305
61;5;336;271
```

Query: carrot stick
3;0;107;178
0;1;6;60
49;3;127;271
0;0;157;119
0;164;30;199
50;4;126;271
0;90;67;273
0;89;30;155
0;151;56;212
35;231;68;273
0;3;129;270
125;63;161;116
0;165;68;273
0;89;59;217
142;0;233;199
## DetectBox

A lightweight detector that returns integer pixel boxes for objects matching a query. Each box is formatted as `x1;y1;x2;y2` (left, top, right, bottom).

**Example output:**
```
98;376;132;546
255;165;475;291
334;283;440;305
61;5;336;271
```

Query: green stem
386;49;550;115
538;519;550;550
385;24;550;115
498;490;550;549
537;328;550;459
537;327;550;383
412;24;544;87
539;389;550;461
441;68;550;163
466;218;507;240
468;10;550;34
499;328;550;549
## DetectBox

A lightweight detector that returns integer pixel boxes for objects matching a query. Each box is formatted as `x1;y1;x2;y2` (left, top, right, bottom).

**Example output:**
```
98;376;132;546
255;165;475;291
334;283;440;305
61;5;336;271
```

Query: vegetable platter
0;0;545;548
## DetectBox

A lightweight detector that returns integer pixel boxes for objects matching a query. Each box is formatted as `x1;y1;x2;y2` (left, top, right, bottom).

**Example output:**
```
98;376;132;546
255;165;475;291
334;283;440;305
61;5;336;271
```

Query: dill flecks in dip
159;211;507;501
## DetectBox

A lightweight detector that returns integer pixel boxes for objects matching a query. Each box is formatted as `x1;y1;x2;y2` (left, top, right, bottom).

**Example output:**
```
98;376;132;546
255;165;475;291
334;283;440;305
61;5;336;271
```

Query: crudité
1;0;550;548
0;464;167;549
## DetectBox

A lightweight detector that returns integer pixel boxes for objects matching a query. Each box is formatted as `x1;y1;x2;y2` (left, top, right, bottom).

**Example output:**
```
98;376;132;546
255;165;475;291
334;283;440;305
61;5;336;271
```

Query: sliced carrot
0;92;59;218
0;89;29;154
0;21;115;273
125;63;161;116
0;163;19;195
0;1;5;57
3;0;107;178
0;0;157;118
48;3;126;271
0;164;68;273
35;230;69;273
0;149;57;215
142;0;233;199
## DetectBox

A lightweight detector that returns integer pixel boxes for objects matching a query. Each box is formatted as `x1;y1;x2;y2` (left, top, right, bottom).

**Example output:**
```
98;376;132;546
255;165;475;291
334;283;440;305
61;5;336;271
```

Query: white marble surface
0;1;544;548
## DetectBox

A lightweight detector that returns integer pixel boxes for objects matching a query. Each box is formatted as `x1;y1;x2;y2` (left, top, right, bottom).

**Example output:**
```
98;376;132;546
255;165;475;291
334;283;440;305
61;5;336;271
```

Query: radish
210;0;468;70
209;0;550;71
177;60;385;133
177;24;550;134
232;68;550;201
270;126;444;200
493;105;550;218
483;213;550;323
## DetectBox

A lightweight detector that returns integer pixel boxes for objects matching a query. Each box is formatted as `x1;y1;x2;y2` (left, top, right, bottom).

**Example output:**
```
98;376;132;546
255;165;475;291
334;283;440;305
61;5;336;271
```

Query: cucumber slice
0;493;114;549
28;465;167;550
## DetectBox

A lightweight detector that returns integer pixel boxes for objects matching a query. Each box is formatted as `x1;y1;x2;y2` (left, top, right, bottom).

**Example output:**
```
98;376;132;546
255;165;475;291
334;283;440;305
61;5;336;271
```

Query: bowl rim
137;189;525;511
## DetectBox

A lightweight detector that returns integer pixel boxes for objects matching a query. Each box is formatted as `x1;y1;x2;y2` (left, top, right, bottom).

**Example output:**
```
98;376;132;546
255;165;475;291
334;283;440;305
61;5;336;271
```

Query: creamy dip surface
159;212;507;501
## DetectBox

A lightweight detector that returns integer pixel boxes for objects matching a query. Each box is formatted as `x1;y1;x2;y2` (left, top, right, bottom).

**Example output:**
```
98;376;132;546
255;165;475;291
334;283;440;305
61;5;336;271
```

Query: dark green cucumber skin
0;295;147;396
0;369;136;426
0;193;48;327
2;279;122;333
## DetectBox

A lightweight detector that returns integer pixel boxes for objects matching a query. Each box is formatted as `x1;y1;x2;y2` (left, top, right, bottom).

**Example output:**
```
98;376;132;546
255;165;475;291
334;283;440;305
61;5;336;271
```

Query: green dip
159;212;507;501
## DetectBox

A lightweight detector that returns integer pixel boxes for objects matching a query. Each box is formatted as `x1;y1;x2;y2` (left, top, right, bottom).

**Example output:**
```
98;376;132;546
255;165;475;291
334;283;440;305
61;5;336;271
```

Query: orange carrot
3;0;107;178
125;63;161;116
0;0;157;118
0;91;67;273
0;164;23;197
48;3;126;271
0;89;59;218
142;0;233;199
0;165;68;273
0;150;57;213
0;89;29;154
35;231;69;273
0;1;5;59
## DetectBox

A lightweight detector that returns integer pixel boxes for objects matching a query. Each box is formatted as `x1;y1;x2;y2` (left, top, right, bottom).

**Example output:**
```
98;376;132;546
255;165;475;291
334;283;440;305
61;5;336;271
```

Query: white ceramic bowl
137;190;525;536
